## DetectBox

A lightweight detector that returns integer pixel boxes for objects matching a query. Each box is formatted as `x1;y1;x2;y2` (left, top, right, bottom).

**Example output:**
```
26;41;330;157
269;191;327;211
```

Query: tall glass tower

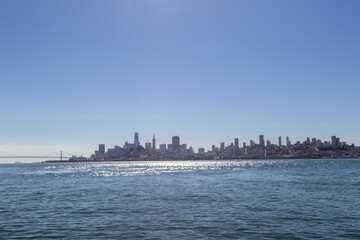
152;134;156;150
172;136;180;153
134;132;140;147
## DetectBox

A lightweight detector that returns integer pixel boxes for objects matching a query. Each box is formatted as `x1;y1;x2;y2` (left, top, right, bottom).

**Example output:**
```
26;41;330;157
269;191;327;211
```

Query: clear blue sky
1;0;360;161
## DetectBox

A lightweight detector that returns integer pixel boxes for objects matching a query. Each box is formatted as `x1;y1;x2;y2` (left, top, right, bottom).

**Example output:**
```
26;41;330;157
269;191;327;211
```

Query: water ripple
0;159;360;239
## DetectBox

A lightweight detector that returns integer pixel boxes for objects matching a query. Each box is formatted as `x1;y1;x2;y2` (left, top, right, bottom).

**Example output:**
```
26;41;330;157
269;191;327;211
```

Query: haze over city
1;0;360;162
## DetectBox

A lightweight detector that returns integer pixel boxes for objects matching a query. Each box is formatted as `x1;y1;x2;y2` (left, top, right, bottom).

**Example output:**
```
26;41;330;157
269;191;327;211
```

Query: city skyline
94;132;352;153
1;0;360;162
1;131;355;162
62;132;357;162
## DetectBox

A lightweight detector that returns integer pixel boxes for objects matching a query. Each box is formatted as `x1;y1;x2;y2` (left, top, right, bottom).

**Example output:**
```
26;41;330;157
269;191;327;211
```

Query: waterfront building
259;135;265;147
198;148;205;153
250;140;255;147
234;138;239;148
95;144;106;159
172;136;180;153
152;134;156;150
107;146;124;158
266;140;271;147
134;132;140;147
278;136;282;147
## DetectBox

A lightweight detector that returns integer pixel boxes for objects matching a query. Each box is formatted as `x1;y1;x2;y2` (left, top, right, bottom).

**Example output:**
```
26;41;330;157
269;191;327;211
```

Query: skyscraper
331;136;338;149
159;144;167;152
180;144;187;154
286;136;291;147
134;132;140;147
220;142;225;151
234;138;239;148
278;136;282;147
145;142;151;150
152;134;156;150
172;136;180;153
167;144;173;153
96;144;106;159
99;144;105;154
259;135;265;147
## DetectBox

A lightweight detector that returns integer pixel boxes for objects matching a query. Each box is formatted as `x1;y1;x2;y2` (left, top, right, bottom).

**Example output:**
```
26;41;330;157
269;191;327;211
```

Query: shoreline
43;156;360;163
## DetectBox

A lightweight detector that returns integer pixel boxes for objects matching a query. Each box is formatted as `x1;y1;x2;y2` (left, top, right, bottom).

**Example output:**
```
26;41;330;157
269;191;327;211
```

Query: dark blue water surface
0;159;360;239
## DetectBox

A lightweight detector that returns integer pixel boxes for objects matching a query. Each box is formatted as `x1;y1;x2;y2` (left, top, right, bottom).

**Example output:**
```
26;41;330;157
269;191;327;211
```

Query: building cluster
67;133;360;162
85;133;196;161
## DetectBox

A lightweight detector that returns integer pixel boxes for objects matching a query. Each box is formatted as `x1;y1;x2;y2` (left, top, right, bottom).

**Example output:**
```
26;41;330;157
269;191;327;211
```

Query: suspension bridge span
0;150;73;161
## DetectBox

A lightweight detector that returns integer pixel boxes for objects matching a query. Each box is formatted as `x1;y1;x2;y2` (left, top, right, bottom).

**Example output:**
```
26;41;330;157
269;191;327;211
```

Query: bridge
0;150;73;161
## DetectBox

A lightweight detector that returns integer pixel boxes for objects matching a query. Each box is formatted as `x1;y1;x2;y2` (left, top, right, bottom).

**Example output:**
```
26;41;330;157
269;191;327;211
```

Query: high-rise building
123;141;136;151
234;138;239;148
134;132;140;147
189;146;194;154
95;144;106;159
172;136;180;153
198;148;205;153
159;144;167;152
145;142;151;150
278;136;282;147
212;145;216;152
99;144;105;154
259;135;265;147
286;136;291;147
180;144;187;154
250;140;255;147
266;140;271;147
167;144;173;153
243;142;246;148
331;136;338;149
152;134;156;150
316;139;322;148
220;142;225;151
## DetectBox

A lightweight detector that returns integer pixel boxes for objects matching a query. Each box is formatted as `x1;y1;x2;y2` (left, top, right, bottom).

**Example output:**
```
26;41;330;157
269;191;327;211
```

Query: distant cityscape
53;133;360;162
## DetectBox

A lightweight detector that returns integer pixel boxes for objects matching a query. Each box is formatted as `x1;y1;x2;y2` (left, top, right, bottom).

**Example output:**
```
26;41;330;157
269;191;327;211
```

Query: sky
0;0;360;162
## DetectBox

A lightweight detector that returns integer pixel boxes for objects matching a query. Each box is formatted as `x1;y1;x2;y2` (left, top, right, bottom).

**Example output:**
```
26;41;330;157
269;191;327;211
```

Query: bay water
0;159;359;239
